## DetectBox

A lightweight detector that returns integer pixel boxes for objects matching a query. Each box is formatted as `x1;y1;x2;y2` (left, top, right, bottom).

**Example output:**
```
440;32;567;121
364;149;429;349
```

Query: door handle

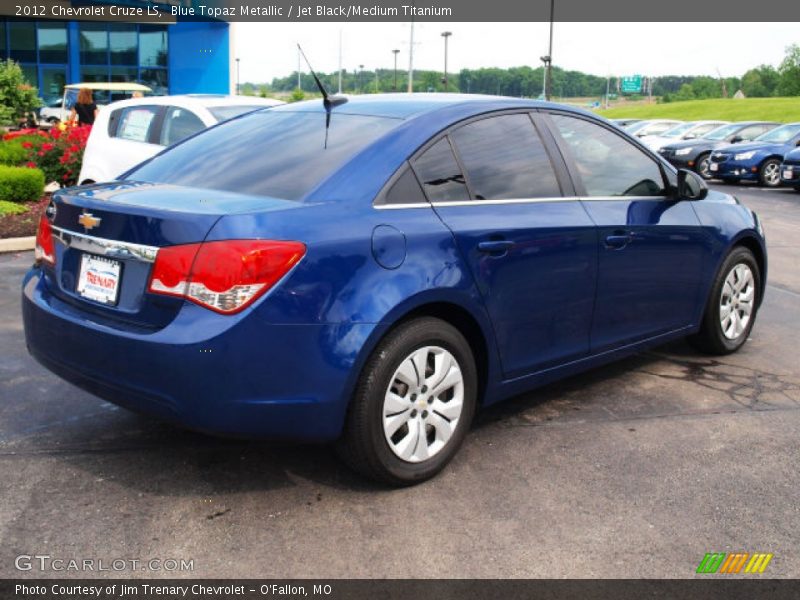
604;233;633;249
477;240;515;255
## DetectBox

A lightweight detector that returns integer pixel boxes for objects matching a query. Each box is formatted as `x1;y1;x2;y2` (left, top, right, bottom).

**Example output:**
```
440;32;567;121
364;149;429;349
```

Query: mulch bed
0;196;48;239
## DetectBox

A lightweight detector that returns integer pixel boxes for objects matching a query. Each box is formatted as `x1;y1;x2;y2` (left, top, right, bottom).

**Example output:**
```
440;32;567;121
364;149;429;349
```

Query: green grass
597;97;800;122
0;199;28;217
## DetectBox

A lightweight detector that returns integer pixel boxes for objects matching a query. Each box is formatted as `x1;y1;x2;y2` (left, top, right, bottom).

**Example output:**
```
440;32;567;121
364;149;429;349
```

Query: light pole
392;49;400;92
235;57;240;95
441;31;452;92
544;0;554;100
358;64;364;94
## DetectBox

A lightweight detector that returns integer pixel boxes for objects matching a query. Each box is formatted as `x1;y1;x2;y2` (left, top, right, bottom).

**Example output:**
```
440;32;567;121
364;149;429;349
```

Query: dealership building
0;1;233;103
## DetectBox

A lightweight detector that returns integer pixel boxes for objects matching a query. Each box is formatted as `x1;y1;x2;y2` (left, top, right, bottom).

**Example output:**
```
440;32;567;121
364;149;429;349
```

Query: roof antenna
297;44;348;148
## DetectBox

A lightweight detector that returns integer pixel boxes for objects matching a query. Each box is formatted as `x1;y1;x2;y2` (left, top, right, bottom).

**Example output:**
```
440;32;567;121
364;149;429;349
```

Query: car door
414;112;598;378
546;112;708;352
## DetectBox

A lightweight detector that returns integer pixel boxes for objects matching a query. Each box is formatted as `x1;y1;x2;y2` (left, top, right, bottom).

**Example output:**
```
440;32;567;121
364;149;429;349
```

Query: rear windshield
127;110;400;201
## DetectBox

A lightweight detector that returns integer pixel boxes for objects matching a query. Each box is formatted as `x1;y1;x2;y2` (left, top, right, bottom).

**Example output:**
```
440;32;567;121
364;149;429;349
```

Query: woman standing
69;87;98;126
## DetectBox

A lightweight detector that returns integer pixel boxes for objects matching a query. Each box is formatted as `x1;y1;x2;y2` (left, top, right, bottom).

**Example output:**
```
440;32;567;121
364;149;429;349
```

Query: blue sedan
709;122;800;187
23;95;767;485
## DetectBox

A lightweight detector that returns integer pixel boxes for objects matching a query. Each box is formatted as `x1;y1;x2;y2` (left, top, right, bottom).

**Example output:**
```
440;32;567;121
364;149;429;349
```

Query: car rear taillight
34;214;55;265
148;240;306;314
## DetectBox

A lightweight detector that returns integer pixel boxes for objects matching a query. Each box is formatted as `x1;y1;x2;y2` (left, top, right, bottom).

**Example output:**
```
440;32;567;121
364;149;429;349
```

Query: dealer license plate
784;170;793;179
77;254;121;305
710;163;718;172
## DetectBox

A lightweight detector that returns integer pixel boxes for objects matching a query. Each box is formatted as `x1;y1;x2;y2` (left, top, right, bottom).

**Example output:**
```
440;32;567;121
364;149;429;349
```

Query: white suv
78;94;283;185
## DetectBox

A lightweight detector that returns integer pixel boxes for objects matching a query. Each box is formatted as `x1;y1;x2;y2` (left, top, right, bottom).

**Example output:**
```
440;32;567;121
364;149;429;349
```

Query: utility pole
296;47;301;90
338;30;343;94
407;13;415;93
441;31;452;92
235;57;240;95
392;49;400;92
359;64;364;94
544;0;554;100
605;75;610;109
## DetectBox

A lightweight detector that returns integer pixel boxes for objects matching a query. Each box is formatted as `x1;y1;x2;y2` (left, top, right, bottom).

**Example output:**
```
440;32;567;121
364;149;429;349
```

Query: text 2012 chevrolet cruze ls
23;95;767;485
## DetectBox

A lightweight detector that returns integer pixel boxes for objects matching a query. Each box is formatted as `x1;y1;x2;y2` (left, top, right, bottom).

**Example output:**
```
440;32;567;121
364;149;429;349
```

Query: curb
0;236;35;253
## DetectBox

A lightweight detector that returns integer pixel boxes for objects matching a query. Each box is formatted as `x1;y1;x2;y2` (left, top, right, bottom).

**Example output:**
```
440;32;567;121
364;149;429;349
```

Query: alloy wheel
719;263;755;340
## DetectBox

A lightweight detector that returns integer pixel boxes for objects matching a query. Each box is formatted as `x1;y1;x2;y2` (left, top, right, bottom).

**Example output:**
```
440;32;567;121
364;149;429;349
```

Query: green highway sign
621;75;643;94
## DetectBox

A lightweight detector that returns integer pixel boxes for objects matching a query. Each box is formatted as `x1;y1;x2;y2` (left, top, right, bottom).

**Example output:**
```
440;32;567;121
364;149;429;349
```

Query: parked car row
613;117;800;191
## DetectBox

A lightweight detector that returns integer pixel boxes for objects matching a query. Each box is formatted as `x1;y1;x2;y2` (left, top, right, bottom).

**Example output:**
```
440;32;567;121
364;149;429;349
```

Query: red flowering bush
21;124;91;187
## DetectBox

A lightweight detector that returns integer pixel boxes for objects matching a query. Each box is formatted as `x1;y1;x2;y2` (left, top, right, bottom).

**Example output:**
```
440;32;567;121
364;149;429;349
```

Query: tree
0;60;42;126
673;83;696;101
777;44;800;96
741;65;780;97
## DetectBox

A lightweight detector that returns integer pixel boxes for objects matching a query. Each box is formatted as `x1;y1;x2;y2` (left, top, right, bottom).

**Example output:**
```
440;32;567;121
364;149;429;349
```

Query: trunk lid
45;181;294;329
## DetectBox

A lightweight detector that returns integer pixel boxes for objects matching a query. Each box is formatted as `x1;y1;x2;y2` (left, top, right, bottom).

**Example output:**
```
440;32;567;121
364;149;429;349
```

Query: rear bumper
22;268;379;442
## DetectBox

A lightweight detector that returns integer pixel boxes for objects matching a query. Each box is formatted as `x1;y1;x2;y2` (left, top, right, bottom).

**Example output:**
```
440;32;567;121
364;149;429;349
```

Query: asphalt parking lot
1;184;798;579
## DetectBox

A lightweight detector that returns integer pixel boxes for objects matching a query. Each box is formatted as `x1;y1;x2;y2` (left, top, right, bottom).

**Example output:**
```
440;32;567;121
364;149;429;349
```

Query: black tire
758;158;781;187
793;185;800;193
695;153;713;180
689;247;761;355
336;317;477;486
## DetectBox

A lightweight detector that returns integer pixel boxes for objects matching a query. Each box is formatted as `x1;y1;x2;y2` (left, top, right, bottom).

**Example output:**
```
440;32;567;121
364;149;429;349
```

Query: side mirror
730;135;743;144
677;169;708;201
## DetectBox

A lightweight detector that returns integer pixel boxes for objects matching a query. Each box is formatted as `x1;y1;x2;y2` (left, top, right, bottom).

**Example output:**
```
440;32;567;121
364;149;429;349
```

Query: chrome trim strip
51;226;159;263
374;195;668;209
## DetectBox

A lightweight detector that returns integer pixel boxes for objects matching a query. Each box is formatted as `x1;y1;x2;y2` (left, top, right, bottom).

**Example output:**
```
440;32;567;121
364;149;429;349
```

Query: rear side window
450;113;560;200
115;106;159;143
127;111;399;201
160;107;205;146
412;138;469;202
381;167;426;205
738;124;771;140
551;114;667;197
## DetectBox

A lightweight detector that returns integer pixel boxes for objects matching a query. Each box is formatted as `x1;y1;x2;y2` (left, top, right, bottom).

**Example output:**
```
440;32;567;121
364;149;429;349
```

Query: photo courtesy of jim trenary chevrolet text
1;0;799;597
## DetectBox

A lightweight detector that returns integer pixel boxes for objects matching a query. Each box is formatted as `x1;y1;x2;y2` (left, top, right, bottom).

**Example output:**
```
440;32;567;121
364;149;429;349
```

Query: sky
234;22;799;83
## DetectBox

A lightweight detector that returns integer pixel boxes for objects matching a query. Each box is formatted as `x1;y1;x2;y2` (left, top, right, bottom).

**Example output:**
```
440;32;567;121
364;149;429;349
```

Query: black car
658;121;780;179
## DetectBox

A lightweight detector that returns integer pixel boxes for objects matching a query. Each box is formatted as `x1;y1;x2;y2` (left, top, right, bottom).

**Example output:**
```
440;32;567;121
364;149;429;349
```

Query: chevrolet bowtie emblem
78;212;101;230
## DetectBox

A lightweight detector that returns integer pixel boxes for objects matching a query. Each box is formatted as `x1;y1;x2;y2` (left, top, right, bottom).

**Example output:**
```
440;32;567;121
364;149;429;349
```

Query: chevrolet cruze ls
710;122;800;187
23;95;767;485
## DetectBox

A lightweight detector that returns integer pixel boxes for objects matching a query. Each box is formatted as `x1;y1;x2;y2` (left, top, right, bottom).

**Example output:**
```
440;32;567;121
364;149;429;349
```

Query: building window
139;25;167;67
9;20;36;63
109;23;137;65
37;21;67;63
140;68;168;96
41;66;67;103
80;23;108;65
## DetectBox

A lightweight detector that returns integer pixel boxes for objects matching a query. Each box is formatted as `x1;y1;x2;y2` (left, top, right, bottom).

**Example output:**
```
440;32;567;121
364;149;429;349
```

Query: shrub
0;165;45;202
0;199;28;216
0;59;42;126
19;123;91;187
0;139;29;165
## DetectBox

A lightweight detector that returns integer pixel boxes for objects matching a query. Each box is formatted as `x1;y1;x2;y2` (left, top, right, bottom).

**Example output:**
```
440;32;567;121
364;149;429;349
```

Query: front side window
116;106;159;143
412;138;469;203
160;107;205;146
551;114;666;197
128;110;399;201
450;113;560;200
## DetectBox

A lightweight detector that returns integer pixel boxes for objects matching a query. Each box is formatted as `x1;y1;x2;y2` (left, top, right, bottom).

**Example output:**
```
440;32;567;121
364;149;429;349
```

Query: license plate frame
76;254;122;306
710;162;719;172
